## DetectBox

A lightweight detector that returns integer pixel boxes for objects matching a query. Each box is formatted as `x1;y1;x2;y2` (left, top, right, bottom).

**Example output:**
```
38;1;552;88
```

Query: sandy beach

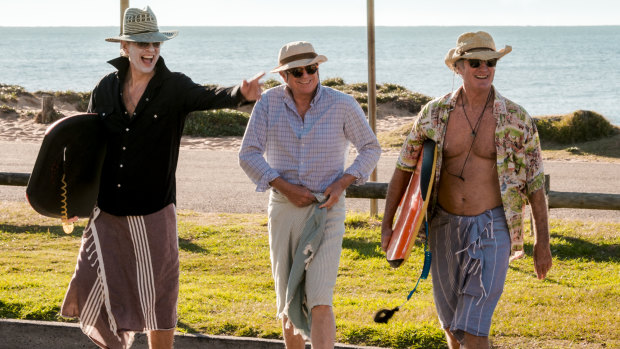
1;92;619;223
0;98;415;152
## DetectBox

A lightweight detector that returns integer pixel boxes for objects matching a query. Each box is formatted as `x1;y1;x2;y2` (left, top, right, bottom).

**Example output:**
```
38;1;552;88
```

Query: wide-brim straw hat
445;31;511;72
271;41;328;73
105;6;178;43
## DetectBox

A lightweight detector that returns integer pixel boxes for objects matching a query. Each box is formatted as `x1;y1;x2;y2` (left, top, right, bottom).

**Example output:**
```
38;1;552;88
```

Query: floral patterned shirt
397;86;545;256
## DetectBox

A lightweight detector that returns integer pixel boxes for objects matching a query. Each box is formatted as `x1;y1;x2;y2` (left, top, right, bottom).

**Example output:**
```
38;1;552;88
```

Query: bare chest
443;107;497;161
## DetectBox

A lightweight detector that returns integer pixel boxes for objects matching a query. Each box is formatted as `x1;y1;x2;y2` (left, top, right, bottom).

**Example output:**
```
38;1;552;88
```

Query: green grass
0;201;618;348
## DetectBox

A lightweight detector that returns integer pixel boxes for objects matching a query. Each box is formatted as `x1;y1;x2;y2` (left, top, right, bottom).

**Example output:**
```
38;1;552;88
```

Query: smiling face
279;64;319;100
456;59;495;92
122;41;161;76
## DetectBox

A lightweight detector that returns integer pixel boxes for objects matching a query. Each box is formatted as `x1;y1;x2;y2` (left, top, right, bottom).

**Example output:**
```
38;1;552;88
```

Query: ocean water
1;26;618;125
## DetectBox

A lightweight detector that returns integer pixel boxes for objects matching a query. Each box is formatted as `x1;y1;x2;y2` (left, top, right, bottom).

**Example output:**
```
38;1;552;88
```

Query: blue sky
2;0;619;26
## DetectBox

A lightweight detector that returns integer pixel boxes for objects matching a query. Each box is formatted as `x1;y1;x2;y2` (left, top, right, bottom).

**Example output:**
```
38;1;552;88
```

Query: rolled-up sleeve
238;96;281;192
396;106;429;172
343;101;381;185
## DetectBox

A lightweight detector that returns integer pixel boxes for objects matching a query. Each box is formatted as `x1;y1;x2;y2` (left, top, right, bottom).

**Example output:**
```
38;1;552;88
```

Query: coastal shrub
0;104;17;114
184;108;250;137
0;84;26;102
53;91;91;112
535;110;617;144
262;79;281;90
322;77;345;87
394;92;432;114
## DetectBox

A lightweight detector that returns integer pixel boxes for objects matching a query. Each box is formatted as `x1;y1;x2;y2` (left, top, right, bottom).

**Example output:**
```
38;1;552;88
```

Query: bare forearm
528;188;553;279
529;188;549;243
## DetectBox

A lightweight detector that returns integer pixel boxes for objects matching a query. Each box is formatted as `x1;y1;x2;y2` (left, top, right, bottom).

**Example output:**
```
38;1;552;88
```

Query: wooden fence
1;172;619;210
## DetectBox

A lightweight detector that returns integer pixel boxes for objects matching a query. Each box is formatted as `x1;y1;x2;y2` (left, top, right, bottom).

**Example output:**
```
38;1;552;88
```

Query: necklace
448;89;493;181
461;90;493;137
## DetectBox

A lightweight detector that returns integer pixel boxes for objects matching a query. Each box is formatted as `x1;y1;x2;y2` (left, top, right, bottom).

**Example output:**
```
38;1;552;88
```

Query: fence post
35;96;54;124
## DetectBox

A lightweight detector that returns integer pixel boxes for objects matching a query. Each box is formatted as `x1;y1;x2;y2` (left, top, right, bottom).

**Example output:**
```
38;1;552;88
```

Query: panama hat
105;6;178;43
444;31;512;72
271;41;328;73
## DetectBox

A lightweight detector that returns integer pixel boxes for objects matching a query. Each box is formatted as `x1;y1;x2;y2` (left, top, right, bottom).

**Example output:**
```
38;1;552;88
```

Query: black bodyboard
26;113;106;218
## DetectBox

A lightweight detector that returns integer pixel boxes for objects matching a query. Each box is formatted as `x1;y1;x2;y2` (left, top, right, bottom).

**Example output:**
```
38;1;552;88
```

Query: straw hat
105;6;178;43
270;41;328;73
444;31;511;72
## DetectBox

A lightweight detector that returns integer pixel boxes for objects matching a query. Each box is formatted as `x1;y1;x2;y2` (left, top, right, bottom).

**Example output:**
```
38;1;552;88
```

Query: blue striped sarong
429;206;510;342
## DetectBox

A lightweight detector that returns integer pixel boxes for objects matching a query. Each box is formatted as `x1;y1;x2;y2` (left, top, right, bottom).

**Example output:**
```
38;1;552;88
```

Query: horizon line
2;24;620;28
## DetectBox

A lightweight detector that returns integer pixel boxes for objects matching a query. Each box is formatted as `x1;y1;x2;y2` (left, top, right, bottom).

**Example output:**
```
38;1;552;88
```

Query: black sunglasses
467;59;497;68
286;64;318;78
135;42;161;49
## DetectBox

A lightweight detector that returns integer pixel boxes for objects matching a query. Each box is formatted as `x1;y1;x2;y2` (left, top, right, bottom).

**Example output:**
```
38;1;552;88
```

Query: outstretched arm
529;188;552;279
380;168;413;252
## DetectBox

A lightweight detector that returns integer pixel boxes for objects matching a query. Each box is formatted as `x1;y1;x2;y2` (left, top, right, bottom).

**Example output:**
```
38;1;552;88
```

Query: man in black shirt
59;7;262;349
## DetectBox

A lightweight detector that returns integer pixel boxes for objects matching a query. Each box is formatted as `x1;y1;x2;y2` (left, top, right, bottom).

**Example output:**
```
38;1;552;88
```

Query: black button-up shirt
87;56;244;215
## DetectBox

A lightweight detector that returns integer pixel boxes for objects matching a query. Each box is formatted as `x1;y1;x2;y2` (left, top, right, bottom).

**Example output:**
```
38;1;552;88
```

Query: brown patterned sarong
60;204;179;348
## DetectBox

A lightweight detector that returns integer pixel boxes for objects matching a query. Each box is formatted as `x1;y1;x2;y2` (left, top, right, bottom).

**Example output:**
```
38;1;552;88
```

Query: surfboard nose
387;258;404;268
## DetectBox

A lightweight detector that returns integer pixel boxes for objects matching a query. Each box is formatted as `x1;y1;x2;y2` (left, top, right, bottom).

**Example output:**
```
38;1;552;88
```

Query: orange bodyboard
386;140;437;268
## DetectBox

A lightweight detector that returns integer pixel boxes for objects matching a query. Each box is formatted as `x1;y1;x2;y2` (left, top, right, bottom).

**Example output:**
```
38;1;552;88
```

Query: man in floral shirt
381;31;552;349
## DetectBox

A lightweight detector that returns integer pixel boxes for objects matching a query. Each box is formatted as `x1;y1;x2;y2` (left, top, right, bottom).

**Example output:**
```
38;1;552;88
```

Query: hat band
280;52;317;65
458;47;494;56
123;29;160;36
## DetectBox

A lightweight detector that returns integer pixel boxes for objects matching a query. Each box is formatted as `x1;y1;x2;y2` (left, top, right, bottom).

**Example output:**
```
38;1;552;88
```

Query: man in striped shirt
239;41;380;349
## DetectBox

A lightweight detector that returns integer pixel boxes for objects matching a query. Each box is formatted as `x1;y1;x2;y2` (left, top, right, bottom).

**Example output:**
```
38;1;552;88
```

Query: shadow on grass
0;300;60;321
176;320;199;334
520;234;618;263
342;237;383;259
0;224;79;237
178;238;209;254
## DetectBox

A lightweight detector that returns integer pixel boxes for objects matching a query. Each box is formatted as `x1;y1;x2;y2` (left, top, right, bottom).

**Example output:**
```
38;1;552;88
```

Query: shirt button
102;113;106;116
125;128;130;132
117;184;121;188
122;146;126;150
120;164;124;168
133;112;136;116
146;98;149;102
154;114;158;119
124;111;128;115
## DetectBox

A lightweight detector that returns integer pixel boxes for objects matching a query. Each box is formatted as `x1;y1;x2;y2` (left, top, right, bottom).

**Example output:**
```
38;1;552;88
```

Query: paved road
1;141;619;222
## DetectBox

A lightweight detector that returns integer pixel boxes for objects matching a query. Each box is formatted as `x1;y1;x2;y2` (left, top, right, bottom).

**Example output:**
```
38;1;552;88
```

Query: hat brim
105;30;178;43
270;55;328;73
445;45;512;72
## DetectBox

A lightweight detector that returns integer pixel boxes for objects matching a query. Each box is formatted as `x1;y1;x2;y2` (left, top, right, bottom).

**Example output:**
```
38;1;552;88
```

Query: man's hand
319;174;356;209
270;177;316;207
533;241;552;279
380;225;393;252
240;72;265;102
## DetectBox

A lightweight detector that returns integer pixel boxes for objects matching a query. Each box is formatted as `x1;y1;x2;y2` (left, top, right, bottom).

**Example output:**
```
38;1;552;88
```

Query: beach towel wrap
60;204;179;349
429;206;511;342
282;193;327;339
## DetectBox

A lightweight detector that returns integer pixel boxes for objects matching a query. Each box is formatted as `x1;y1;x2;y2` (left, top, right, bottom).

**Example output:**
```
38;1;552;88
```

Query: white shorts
268;190;346;316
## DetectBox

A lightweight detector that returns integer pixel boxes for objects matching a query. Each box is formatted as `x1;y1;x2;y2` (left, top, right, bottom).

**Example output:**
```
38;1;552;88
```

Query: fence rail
2;172;620;210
